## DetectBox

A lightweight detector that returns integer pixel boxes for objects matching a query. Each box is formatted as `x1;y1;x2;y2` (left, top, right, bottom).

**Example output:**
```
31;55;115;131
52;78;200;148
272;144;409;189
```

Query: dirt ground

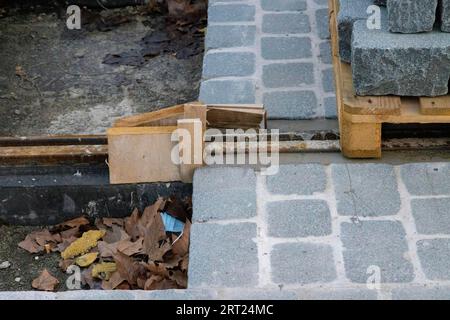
0;3;204;136
0;225;68;291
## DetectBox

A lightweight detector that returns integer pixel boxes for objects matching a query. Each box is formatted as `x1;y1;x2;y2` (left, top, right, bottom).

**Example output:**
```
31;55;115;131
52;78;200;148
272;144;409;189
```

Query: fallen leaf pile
19;197;192;291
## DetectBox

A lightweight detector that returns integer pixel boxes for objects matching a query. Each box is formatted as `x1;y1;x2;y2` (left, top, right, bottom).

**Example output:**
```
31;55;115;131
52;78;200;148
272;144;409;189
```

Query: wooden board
113;104;185;127
0;145;107;165
329;0;450;158
107;127;181;184
420;96;450;115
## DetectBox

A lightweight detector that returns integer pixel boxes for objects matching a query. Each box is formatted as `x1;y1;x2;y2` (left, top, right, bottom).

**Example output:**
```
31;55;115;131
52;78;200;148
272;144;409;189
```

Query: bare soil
0;3;204;136
0;225;68;291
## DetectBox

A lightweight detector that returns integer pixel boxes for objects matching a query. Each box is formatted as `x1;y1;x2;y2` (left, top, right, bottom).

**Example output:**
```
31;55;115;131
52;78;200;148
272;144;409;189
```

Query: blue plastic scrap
160;212;185;233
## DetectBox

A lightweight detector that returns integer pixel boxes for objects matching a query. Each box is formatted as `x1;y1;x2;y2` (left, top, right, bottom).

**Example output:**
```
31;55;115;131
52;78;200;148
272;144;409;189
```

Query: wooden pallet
328;0;450;158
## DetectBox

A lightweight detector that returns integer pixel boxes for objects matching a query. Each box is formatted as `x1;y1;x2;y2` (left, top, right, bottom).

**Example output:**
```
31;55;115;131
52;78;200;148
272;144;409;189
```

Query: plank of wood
113;104;185;127
0;135;107;147
177;119;204;183
345;98;450;124
0;145;107;164
184;103;207;132
420;96;450;115
206;104;264;110
107;126;181;184
207;108;265;129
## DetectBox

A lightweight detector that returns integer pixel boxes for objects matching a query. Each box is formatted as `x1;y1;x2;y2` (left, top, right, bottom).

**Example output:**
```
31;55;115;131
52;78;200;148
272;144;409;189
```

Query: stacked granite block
388;0;438;34
441;0;450;32
337;0;450;96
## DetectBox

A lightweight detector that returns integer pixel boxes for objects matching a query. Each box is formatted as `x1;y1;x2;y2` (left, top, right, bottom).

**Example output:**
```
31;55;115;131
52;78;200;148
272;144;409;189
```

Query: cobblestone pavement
199;0;336;119
187;164;450;300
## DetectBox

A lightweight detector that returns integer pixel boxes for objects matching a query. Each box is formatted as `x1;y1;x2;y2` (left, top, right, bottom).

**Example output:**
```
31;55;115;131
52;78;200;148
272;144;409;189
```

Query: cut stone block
441;0;450;32
388;0;438;33
341;221;414;283
351;20;450;96
337;0;376;63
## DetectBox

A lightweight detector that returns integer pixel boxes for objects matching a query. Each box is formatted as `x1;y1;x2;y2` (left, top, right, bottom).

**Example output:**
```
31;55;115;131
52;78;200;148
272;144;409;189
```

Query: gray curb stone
263;90;317;119
221;289;298;300
332;164;401;217
262;13;311;34
411;198;450;235
315;8;330;39
188;222;259;288
261;0;307;12
267;164;327;195
193;167;257;221
205;25;256;49
401;163;450;196
261;36;312;60
392;286;450;300
208;4;256;23
263;63;314;88
297;288;378;300
271;242;337;285
341;221;415;283
417;239;450;281
267;200;332;238
203;52;256;79
199;79;255;104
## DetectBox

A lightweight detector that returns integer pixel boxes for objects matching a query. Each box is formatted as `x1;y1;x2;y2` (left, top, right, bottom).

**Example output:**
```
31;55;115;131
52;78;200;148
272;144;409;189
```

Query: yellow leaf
61;230;105;259
75;252;99;267
92;262;117;280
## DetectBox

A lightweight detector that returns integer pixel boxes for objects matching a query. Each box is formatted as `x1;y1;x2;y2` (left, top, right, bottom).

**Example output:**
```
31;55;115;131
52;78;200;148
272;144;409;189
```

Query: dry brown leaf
168;270;187;288
116;282;131;290
59;259;74;272
103;224;130;244
60;227;80;240
143;206;168;261
18;235;42;253
117;238;144;256
15;65;26;78
113;251;146;286
33;230;56;246
102;218;124;228
58;217;90;228
56;236;78;252
81;265;96;289
144;275;178;290
101;271;126;290
144;261;169;277
98;238;143;258
164;196;189;222
32;269;59;291
75;252;98;267
124;208;140;240
172;220;191;256
163;253;183;269
167;0;190;18
140;198;165;227
180;254;189;272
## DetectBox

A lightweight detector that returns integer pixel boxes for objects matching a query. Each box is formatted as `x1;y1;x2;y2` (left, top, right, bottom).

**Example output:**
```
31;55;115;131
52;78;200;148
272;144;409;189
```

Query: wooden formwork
328;0;450;158
108;103;267;184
